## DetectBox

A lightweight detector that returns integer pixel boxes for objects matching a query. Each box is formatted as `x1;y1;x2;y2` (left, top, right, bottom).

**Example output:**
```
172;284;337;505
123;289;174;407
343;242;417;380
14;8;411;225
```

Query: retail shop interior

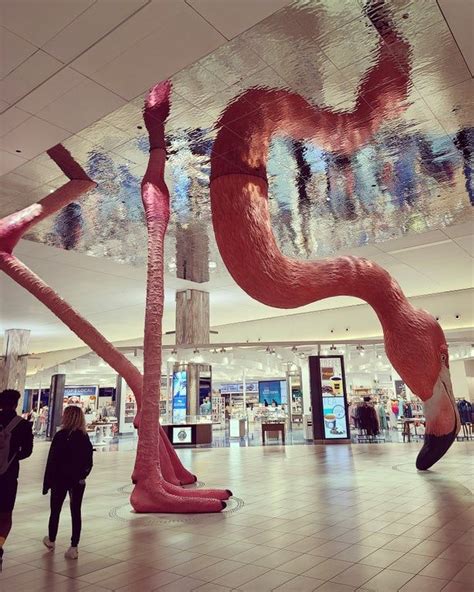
24;341;473;448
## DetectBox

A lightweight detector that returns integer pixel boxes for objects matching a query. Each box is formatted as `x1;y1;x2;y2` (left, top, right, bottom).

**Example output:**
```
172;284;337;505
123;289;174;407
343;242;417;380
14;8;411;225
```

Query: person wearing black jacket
42;405;93;560
0;389;33;567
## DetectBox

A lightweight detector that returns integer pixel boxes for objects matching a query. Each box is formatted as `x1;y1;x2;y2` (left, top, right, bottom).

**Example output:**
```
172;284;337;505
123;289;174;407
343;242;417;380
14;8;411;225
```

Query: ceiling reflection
15;0;473;269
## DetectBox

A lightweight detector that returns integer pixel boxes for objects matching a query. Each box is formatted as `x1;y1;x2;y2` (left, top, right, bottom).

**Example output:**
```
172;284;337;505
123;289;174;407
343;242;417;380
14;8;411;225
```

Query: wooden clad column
0;329;30;410
175;290;209;346
175;290;210;418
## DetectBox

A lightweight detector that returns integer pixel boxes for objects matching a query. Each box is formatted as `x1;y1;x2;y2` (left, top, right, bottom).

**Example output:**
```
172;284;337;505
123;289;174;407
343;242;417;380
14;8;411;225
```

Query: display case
161;415;214;447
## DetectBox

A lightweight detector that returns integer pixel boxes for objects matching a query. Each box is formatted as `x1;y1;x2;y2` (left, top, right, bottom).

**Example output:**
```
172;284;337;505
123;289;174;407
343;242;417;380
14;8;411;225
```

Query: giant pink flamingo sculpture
209;7;460;470
0;2;459;518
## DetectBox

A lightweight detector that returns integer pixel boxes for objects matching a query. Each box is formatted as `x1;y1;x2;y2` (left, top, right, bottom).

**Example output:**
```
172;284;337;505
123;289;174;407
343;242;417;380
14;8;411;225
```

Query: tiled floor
1;439;472;591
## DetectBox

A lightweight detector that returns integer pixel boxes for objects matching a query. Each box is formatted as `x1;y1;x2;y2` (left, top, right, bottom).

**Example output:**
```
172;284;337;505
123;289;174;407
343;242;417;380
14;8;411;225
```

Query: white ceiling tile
43;0;149;63
0;116;70;159
393;242;473;291
188;0;292;39
37;79;126;133
0;0;95;48
71;1;185;76
454;235;474;257
0;149;27;175
11;157;65;184
0;26;37;78
0;106;31;137
90;3;226;100
16;67;86;115
377;230;449;253
443;219;474;239
0;50;63;104
0;171;42;193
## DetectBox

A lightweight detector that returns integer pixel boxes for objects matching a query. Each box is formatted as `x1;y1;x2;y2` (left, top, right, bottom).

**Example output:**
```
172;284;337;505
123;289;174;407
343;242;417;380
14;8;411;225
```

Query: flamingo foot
162;480;232;501
131;476;225;513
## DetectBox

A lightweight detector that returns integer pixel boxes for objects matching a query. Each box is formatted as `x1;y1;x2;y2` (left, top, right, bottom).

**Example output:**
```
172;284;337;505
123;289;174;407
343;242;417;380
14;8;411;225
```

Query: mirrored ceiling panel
2;0;472;270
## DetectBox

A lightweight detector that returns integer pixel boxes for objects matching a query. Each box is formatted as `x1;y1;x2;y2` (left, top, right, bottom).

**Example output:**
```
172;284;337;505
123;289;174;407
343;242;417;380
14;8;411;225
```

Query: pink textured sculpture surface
210;8;460;470
130;82;226;512
0;127;228;513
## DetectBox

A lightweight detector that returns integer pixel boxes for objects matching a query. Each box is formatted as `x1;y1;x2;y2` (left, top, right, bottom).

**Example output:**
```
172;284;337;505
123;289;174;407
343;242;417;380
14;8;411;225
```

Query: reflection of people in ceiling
454;128;474;205
292;140;313;257
173;128;211;282
53;203;83;250
325;154;357;221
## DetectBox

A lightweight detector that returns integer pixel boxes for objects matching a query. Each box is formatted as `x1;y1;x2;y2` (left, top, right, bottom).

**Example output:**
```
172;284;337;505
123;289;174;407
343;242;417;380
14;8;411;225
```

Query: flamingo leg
130;81;226;512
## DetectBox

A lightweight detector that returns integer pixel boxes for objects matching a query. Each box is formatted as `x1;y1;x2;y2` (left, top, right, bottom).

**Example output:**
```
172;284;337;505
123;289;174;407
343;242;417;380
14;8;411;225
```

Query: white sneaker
42;536;55;551
64;546;79;560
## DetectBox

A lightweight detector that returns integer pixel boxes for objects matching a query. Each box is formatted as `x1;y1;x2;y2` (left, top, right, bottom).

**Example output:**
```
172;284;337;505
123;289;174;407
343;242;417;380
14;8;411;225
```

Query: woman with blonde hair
42;405;93;559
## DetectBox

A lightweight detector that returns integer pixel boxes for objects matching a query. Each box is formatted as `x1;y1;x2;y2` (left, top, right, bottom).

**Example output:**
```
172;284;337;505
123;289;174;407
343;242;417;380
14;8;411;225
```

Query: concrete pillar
175;289;209;346
187;363;200;418
175;289;210;420
46;373;65;440
301;358;311;416
176;221;210;283
0;329;31;410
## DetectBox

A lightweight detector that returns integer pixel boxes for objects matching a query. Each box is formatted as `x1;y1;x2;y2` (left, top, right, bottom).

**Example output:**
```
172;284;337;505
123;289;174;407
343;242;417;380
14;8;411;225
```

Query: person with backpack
0;389;34;567
42;405;93;560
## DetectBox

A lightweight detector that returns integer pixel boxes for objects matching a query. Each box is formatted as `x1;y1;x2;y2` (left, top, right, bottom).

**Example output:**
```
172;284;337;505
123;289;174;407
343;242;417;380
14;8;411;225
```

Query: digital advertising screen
320;357;348;439
258;380;284;405
172;370;187;423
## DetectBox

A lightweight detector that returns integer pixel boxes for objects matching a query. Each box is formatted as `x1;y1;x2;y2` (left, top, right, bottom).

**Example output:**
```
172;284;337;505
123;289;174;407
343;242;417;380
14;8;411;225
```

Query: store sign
219;382;258;394
63;385;98;411
320;357;348;439
64;386;97;397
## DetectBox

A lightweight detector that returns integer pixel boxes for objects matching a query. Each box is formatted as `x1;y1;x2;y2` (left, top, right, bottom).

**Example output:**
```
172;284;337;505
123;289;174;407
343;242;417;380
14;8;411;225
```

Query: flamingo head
386;310;460;470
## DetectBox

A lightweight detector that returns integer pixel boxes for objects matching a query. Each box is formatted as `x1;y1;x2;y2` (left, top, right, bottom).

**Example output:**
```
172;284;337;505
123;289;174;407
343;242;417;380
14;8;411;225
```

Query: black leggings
48;482;85;547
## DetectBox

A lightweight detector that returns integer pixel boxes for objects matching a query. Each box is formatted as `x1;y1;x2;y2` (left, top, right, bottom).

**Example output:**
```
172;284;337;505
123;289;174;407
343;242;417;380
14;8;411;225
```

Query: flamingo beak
416;431;458;470
415;365;460;470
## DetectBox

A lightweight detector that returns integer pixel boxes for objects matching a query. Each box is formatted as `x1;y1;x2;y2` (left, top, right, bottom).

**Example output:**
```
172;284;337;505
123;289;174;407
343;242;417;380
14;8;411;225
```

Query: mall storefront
23;341;474;449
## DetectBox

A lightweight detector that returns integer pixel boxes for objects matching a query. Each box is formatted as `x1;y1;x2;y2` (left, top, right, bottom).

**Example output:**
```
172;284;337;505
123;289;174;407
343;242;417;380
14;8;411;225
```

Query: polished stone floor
1;440;473;592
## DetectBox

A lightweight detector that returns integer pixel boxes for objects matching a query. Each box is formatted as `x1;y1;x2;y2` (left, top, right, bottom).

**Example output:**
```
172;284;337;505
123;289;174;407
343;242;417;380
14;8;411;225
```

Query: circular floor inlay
392;462;473;495
109;495;244;525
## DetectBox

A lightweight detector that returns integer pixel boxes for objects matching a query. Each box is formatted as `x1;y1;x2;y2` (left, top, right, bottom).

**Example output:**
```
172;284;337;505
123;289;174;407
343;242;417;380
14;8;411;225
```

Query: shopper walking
42;406;93;559
0;389;34;569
